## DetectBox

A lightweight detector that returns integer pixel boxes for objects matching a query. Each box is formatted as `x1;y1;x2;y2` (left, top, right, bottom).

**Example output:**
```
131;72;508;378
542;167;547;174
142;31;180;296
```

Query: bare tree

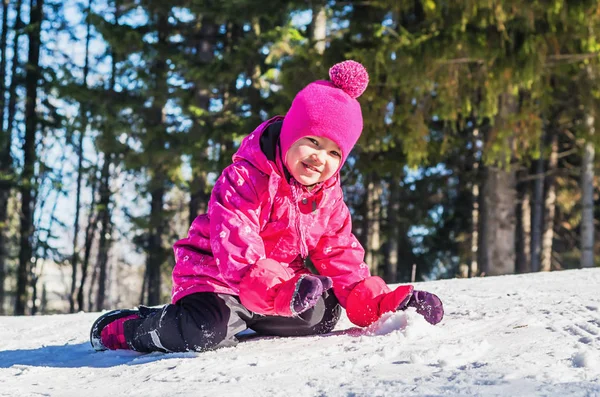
15;0;44;315
69;0;93;313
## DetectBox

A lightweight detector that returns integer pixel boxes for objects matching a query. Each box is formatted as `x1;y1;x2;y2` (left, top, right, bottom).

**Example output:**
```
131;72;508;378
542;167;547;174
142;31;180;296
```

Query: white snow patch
2;269;600;396
571;350;599;368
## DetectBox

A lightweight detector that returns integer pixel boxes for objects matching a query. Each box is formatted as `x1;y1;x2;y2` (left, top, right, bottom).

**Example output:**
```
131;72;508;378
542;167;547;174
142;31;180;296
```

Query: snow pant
123;290;341;353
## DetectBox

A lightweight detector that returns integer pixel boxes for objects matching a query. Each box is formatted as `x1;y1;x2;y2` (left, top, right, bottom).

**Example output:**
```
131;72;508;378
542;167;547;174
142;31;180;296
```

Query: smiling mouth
302;162;321;174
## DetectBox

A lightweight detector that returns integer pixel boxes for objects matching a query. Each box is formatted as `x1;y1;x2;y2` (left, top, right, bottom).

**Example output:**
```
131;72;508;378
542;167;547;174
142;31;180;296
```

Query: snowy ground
1;269;600;397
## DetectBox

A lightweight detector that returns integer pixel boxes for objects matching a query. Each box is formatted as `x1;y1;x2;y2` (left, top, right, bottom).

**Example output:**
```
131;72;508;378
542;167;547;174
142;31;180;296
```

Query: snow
2;268;600;397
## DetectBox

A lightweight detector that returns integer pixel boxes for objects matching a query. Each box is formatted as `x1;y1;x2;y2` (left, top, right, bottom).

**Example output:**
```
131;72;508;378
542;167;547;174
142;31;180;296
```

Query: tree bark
189;167;208;225
479;93;517;276
311;2;327;55
0;0;11;315
540;133;558;271
79;172;98;311
385;176;400;282
0;1;8;124
188;16;215;224
530;142;545;272
144;9;169;306
93;159;113;311
580;115;595;268
5;0;22;138
1;0;23;315
15;0;43;315
147;186;166;305
30;152;68;315
90;0;120;311
69;0;93;313
481;166;517;276
469;175;481;277
468;127;481;278
364;173;382;275
515;171;531;273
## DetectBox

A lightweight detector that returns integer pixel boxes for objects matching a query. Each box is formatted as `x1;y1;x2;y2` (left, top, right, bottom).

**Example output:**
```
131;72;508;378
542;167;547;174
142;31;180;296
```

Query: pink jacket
171;116;371;313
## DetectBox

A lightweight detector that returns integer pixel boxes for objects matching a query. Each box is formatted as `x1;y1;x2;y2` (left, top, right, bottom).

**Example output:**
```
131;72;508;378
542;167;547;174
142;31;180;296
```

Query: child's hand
400;290;444;325
290;275;333;315
239;258;334;317
345;276;444;327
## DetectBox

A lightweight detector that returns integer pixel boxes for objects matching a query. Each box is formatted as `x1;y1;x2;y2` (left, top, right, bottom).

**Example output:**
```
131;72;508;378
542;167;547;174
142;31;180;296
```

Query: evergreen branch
546;52;600;65
438;53;599;67
438;58;484;65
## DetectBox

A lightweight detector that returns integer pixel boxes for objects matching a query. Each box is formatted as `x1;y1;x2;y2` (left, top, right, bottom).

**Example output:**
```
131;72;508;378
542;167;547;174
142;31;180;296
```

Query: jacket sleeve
209;162;266;278
209;162;294;314
310;197;371;308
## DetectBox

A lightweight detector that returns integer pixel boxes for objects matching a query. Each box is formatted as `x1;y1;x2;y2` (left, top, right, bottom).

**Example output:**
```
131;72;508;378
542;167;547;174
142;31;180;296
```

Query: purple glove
291;275;333;315
401;290;444;325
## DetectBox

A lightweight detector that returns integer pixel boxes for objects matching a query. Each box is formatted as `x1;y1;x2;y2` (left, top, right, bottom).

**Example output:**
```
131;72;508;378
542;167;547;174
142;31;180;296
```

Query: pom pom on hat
280;60;369;173
328;60;369;99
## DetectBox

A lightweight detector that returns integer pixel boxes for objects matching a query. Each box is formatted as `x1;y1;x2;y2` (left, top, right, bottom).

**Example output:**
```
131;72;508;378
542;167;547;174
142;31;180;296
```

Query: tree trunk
469;176;481;277
15;0;43;315
1;0;23;315
0;0;11;315
580;115;595;268
515;172;531;273
481;166;517;275
147;186;166;305
468;127;481;278
541;133;558;271
480;93;517;276
0;0;8;130
189;168;208;225
79;173;98;311
69;0;93;313
385;176;400;282
357;184;368;251
90;0;120;312
94;160;113;311
5;0;22;138
477;172;488;274
530;144;545;272
30;153;67;315
188;16;215;224
95;206;109;310
93;157;112;311
139;266;147;305
364;173;382;275
87;259;98;312
311;2;327;55
144;10;169;306
0;0;8;123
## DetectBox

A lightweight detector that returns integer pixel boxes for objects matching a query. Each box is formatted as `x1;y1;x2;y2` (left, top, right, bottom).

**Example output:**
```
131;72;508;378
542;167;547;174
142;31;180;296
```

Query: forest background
0;0;598;316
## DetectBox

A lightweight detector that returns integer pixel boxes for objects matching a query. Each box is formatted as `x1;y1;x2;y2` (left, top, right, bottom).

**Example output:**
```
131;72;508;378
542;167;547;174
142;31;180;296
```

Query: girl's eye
331;151;341;158
307;138;318;145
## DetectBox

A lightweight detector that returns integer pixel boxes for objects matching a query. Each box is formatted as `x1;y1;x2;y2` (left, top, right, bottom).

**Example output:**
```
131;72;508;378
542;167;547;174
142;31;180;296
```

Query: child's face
284;136;342;187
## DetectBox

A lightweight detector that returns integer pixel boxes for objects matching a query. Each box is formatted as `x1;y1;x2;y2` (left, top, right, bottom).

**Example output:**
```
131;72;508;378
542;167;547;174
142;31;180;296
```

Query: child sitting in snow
90;60;444;353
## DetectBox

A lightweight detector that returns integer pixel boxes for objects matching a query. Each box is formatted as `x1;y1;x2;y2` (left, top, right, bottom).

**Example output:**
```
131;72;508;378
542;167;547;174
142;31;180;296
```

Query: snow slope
1;268;600;397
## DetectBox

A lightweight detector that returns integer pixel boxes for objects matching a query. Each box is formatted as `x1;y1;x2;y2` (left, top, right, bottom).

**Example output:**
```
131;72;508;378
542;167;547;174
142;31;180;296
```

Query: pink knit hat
280;60;369;169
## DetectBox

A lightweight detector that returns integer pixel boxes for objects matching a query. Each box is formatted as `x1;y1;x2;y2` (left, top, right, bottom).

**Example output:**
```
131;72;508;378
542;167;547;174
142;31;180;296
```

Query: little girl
90;60;443;353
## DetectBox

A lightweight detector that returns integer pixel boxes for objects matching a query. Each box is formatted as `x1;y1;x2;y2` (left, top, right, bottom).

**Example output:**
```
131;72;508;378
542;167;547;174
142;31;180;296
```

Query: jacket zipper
291;180;309;258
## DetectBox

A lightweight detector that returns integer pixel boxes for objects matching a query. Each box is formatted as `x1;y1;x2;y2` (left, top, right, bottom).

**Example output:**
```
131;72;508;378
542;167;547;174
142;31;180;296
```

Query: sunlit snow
2;268;600;396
